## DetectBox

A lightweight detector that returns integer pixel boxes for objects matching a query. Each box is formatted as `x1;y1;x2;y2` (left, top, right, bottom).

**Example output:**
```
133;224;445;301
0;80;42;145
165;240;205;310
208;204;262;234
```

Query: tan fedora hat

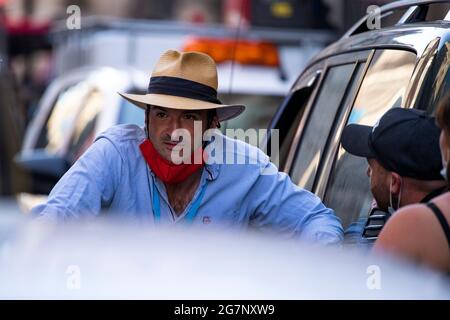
119;50;245;122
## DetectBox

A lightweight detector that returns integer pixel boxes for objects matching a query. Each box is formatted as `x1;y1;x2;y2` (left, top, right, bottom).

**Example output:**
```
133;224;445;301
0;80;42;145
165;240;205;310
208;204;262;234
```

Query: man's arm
32;137;123;220
247;161;344;245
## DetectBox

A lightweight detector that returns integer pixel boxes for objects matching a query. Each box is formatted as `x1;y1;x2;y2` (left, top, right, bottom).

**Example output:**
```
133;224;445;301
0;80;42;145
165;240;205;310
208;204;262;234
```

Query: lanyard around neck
152;182;207;224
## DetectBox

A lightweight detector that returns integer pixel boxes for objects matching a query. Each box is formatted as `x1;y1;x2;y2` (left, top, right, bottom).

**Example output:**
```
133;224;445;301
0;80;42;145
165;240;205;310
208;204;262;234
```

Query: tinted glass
274;70;320;171
36;81;92;153
291;63;355;190
68;89;104;162
423;3;450;21
324;50;417;229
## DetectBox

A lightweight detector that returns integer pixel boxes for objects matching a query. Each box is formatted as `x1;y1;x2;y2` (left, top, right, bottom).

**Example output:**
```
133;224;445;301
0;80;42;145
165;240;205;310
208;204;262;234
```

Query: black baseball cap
341;108;443;181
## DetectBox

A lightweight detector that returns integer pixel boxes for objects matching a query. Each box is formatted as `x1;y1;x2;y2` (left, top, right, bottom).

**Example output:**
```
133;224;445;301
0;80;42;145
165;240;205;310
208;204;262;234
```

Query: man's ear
390;172;402;195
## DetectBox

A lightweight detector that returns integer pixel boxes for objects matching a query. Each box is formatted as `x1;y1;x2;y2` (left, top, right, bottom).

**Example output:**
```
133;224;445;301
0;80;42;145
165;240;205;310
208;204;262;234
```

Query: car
15;66;147;197
266;0;450;240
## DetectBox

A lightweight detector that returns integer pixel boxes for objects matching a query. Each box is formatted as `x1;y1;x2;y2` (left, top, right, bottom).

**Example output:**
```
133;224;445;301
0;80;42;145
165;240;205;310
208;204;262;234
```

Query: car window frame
36;81;99;155
313;52;374;199
285;50;373;183
22;71;91;153
404;38;440;111
319;48;419;228
266;66;323;170
279;62;326;173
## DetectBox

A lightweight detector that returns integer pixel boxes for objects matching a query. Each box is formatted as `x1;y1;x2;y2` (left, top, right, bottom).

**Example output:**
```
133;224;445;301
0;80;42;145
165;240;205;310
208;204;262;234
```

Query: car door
268;61;324;171
318;49;417;230
284;50;372;191
274;48;417;231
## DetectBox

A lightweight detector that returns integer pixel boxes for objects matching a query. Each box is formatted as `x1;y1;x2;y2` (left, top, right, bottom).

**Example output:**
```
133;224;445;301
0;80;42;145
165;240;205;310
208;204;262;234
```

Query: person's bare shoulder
374;197;450;270
373;204;431;259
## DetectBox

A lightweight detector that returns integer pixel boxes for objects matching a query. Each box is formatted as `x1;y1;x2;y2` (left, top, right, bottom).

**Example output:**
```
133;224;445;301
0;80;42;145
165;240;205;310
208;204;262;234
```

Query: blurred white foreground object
0;215;449;299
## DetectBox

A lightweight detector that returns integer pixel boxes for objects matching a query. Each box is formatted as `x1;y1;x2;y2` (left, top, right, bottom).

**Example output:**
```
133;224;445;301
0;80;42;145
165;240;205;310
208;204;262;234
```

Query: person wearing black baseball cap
374;96;450;273
341;107;447;243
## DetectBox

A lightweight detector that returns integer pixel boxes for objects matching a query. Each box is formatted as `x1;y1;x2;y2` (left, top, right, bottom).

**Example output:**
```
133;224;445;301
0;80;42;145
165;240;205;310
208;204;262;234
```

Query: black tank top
426;202;450;253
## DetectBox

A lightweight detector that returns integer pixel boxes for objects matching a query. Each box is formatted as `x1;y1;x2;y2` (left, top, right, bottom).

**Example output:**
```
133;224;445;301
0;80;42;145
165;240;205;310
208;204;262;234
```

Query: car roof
309;0;450;66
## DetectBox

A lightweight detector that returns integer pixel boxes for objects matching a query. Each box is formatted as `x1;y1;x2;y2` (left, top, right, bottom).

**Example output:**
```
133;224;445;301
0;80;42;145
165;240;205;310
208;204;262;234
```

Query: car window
68;89;105;162
290;63;356;190
276;91;309;170
313;62;367;198
36;81;91;153
426;42;450;115
266;69;320;171
323;49;417;229
422;3;450;21
118;99;145;126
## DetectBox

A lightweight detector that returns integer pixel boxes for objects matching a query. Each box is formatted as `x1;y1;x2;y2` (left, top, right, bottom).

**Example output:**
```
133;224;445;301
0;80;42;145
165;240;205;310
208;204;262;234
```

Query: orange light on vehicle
182;37;280;67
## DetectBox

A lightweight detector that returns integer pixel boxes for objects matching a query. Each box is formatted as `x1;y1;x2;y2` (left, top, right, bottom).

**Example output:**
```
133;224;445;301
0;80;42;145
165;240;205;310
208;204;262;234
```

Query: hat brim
341;124;375;158
119;92;245;122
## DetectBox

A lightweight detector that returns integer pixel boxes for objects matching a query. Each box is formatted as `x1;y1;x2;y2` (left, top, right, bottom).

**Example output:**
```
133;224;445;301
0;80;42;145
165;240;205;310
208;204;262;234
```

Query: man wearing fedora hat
32;50;343;244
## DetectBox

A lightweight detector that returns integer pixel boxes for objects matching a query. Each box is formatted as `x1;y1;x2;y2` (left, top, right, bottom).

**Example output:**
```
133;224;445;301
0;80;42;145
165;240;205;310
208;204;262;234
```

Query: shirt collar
205;163;220;181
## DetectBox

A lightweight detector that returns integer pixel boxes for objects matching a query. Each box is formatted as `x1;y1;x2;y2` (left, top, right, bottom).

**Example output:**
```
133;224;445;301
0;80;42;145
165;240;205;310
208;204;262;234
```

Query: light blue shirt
32;124;343;244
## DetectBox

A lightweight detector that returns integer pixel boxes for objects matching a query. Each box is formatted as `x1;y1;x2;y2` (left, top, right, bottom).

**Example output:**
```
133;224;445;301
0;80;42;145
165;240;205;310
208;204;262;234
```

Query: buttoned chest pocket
196;201;247;228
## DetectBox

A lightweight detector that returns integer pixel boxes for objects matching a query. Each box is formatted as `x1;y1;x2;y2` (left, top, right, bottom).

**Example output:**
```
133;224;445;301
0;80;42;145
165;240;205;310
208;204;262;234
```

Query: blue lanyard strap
152;182;207;224
152;182;161;223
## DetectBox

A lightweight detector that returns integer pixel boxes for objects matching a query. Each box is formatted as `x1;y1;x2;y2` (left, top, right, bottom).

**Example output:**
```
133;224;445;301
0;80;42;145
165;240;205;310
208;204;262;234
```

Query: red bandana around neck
139;139;205;184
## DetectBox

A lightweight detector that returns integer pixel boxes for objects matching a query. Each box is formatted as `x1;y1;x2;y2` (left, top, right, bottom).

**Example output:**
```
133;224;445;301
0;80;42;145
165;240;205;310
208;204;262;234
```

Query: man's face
147;106;210;162
367;158;391;211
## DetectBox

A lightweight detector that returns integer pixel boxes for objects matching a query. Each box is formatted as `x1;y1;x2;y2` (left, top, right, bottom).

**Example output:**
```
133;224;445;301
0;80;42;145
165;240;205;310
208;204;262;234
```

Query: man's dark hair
207;109;220;129
144;105;220;139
